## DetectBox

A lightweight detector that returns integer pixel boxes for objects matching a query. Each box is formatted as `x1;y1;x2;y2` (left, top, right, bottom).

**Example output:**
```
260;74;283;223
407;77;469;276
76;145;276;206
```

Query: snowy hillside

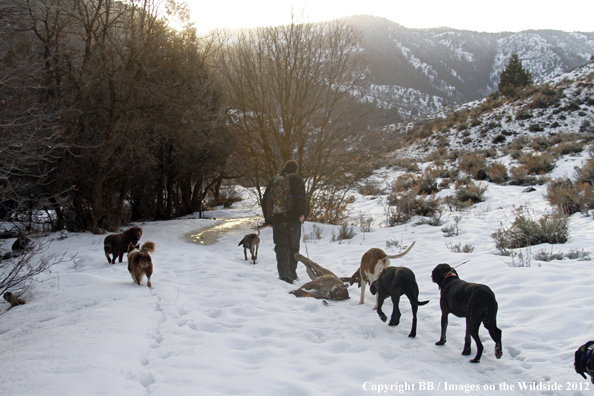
384;61;594;157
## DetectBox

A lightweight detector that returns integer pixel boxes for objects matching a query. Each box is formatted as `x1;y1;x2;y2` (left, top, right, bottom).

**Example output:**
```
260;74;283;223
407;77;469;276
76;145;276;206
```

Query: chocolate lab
575;341;594;384
370;266;429;338
431;263;503;363
104;226;142;264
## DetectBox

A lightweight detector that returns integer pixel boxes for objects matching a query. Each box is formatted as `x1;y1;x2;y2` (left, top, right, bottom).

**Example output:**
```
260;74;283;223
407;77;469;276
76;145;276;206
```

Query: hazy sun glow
186;0;593;33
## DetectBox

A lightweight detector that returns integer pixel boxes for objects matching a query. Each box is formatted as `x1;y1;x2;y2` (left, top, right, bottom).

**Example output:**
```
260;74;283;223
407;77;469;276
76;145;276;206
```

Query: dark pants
272;221;301;281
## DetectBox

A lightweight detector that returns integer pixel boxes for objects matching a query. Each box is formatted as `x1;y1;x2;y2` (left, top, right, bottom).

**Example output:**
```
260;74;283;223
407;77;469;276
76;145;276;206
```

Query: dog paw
388;318;400;326
495;345;503;359
436;340;446;346
470;358;480;363
378;313;387;322
408;332;416;338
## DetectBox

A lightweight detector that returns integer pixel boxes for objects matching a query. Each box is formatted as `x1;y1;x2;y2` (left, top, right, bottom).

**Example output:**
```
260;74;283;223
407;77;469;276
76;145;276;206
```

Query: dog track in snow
135;288;167;393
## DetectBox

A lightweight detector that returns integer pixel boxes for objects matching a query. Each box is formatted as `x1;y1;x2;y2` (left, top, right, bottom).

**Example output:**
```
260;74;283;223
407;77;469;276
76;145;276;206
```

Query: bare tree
219;18;374;219
0;0;70;228
6;0;232;230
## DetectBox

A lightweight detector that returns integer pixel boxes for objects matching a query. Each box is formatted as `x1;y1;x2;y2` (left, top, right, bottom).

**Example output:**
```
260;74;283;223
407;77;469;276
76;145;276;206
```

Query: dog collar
445;272;458;279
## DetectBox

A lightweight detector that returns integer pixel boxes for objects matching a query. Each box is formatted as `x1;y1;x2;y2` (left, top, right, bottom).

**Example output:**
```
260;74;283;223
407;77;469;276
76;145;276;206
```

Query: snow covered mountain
350;15;594;124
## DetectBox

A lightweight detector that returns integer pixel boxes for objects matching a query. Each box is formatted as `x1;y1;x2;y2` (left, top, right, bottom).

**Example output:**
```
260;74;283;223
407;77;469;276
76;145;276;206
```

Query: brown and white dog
349;241;416;308
127;241;155;288
238;229;260;264
104;226;142;264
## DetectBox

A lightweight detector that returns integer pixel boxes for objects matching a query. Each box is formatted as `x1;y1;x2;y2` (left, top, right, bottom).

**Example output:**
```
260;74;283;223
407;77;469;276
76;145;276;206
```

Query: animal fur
575;341;594;384
238;229;260;264
12;234;31;251
290;253;349;300
104;226;142;264
370;266;429;338
3;292;26;308
431;263;503;363
349;241;416;308
127;241;155;288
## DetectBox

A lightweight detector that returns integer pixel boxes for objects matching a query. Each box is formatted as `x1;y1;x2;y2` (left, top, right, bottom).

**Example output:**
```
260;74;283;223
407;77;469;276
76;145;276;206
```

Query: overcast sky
186;0;593;33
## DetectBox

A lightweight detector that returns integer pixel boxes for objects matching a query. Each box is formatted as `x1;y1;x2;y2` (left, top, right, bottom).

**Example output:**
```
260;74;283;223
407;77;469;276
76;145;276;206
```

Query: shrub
442;215;462;237
530;136;552;152
517;152;556;175
533;248;565;262
554;142;584;156
545;178;592;215
491;207;570;251
566;249;591;261
447;242;475;253
455;180;488;204
1;239;70;297
386;188;444;226
331;223;357;242
390;158;420;172
576;156;594;185
416;169;440;195
529;91;561;109
492;134;506;144
508;166;538;185
357;179;385;196
487;162;509;184
358;212;373;232
506;135;530;151
533;248;591;262
303;224;325;242
515;109;533;120
458;153;488;180
308;190;355;225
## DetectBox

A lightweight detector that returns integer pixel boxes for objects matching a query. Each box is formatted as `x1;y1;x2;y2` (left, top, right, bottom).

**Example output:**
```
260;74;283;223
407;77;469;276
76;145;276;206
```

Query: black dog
431;263;503;363
370;266;429;338
238;229;260;264
575;341;594;384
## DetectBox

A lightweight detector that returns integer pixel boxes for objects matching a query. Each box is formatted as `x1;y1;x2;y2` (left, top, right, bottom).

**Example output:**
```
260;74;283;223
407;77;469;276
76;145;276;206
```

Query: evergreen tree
498;54;533;97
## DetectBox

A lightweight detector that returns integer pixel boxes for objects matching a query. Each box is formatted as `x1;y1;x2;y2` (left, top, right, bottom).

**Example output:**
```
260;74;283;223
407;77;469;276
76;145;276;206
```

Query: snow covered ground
1;153;594;396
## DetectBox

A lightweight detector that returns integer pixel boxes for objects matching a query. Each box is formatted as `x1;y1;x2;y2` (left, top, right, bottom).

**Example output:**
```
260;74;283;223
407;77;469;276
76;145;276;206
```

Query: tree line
0;0;377;233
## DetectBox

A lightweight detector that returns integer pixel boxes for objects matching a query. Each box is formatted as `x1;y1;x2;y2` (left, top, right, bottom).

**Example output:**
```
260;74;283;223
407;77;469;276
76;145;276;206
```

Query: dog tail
418;300;430;306
348;269;361;287
140;241;155;253
385;241;416;260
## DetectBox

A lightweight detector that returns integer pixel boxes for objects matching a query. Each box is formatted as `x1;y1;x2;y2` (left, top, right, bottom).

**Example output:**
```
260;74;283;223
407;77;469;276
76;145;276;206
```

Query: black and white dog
238;229;260;264
575;341;594;384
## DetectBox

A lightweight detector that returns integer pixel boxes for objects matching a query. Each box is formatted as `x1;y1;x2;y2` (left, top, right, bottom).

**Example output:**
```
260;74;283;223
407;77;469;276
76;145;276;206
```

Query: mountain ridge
348;15;594;124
